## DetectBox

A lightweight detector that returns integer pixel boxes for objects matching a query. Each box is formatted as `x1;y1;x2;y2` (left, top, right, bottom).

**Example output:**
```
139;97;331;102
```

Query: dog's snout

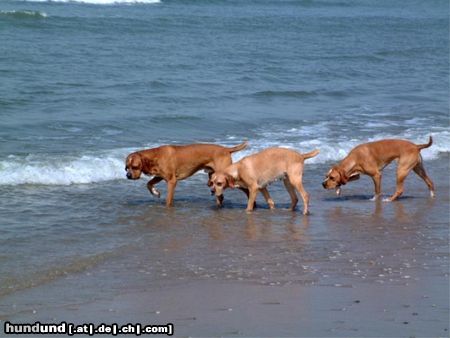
322;181;327;188
126;172;132;179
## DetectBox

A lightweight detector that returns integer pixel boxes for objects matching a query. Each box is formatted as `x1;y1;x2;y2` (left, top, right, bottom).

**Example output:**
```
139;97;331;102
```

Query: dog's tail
227;141;248;153
416;136;433;150
303;149;320;160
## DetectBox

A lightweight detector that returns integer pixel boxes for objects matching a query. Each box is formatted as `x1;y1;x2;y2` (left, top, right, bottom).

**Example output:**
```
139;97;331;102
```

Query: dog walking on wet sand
322;137;435;201
210;147;320;214
125;142;248;207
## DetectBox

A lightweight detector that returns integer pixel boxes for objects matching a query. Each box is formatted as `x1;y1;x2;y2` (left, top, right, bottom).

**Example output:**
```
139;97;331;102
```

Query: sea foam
231;127;449;165
0;129;448;186
0;151;129;186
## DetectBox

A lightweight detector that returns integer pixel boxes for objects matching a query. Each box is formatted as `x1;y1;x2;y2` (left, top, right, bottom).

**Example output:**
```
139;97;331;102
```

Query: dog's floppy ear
348;172;360;182
227;175;235;189
339;169;359;185
207;173;215;187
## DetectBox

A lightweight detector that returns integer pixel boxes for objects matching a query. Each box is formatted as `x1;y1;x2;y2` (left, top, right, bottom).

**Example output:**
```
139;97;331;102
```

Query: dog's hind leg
385;158;416;202
260;187;275;209
413;159;435;197
289;176;309;215
283;178;298;211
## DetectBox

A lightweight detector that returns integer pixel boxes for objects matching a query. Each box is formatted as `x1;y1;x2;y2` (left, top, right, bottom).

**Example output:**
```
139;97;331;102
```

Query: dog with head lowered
210;147;320;214
322;137;435;201
125;141;248;207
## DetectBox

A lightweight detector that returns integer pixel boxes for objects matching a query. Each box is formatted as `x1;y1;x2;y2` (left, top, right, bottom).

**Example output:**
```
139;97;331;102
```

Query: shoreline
1;158;448;337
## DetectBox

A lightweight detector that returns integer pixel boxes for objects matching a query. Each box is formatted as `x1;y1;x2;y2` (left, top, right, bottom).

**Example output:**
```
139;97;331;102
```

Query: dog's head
322;167;360;189
209;172;235;196
125;153;144;180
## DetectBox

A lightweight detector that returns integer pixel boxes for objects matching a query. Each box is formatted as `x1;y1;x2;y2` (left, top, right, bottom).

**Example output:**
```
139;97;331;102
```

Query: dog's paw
150;187;161;198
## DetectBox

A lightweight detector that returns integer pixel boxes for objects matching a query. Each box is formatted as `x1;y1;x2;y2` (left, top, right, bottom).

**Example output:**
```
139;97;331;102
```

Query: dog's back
240;147;318;166
236;147;318;185
350;138;432;165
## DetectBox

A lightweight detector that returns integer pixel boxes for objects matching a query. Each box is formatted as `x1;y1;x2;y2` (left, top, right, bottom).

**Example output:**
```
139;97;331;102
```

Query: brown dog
210;147;320;214
322;137;435;201
125;141;248;207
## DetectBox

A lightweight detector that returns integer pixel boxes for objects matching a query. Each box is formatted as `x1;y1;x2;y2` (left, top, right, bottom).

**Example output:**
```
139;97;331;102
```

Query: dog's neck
140;152;159;176
339;157;359;177
225;164;243;188
226;164;239;180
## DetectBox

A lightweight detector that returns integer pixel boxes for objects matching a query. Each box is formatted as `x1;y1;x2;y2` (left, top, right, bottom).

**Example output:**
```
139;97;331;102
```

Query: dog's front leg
370;173;382;201
216;194;224;207
166;179;177;207
239;187;256;209
147;177;163;198
246;187;258;212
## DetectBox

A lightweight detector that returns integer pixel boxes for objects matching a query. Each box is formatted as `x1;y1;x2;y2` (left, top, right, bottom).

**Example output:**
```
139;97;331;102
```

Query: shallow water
1;159;448;298
0;159;448;336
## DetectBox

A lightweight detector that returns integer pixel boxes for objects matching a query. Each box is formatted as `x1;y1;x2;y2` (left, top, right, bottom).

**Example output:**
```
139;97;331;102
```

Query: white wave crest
0;129;448;186
231;128;450;165
0;150;129;186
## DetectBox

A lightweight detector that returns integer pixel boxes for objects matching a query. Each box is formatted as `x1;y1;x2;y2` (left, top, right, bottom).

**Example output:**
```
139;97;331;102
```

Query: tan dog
210;147;320;214
322;137;435;201
125;142;247;207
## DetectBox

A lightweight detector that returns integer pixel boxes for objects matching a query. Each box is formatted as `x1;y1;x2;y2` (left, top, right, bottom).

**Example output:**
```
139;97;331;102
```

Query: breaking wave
231;125;449;165
0;150;130;186
1;126;448;186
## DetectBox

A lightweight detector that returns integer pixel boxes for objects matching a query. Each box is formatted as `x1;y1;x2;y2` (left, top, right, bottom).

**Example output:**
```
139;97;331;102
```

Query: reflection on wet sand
110;181;447;294
326;195;435;224
321;193;446;288
243;213;310;243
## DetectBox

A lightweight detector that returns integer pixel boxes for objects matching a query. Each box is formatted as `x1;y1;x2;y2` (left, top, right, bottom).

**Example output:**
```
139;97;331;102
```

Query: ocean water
0;0;449;315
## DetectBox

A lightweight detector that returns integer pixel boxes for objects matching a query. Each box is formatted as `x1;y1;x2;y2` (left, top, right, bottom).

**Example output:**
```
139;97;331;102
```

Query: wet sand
0;158;448;337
